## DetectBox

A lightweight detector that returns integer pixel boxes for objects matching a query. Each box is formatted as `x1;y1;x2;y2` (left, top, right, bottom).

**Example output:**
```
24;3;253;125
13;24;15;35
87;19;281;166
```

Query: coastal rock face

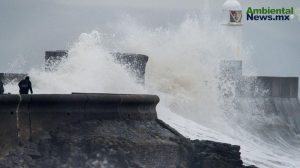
0;120;256;168
190;140;256;168
0;120;190;168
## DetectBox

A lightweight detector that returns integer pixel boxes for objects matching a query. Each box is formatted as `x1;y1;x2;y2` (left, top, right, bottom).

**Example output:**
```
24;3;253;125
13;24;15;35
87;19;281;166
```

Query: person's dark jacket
18;79;33;94
0;81;4;94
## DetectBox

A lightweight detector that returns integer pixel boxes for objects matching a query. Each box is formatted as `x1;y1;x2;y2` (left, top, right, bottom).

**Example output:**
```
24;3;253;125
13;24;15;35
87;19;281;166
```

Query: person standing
18;76;33;94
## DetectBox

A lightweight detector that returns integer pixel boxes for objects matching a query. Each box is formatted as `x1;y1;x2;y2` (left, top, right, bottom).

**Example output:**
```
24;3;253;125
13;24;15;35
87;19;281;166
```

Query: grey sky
0;0;299;78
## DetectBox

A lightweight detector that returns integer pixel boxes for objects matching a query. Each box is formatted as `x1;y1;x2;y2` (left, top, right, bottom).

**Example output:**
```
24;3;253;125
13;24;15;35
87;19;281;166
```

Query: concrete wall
237;76;299;98
0;95;19;154
112;53;149;84
45;50;68;61
220;60;299;98
238;97;300;134
0;73;27;84
220;60;300;136
0;94;159;150
45;50;68;71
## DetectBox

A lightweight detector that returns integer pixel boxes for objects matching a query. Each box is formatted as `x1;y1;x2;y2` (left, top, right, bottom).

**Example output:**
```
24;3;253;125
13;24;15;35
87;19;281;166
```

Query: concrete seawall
220;61;300;136
238;97;300;135
0;93;159;153
220;60;299;98
238;76;298;98
0;73;27;84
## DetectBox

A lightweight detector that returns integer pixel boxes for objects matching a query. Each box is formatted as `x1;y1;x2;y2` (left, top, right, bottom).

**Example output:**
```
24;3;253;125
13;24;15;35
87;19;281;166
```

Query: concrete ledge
0;94;159;148
256;76;298;98
237;76;299;98
0;94;159;118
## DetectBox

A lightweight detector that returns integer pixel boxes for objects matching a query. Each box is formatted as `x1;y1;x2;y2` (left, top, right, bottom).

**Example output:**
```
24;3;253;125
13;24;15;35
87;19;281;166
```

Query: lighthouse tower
222;0;242;26
222;0;243;60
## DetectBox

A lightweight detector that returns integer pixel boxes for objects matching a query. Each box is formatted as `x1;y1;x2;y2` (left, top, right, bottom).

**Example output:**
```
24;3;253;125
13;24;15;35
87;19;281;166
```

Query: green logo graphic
247;7;293;15
246;7;294;21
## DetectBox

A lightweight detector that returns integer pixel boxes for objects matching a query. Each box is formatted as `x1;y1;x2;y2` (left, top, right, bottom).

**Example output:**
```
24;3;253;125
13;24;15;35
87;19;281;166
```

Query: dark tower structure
45;50;68;71
112;53;148;84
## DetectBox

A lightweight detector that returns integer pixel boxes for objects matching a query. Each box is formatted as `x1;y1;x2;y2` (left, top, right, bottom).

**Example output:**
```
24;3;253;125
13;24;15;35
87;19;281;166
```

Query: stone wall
220;60;299;98
220;60;300;136
0;94;159;154
0;73;26;84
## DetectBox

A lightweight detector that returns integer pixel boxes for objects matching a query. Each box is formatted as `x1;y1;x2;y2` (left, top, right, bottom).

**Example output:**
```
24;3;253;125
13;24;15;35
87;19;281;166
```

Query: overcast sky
0;0;299;77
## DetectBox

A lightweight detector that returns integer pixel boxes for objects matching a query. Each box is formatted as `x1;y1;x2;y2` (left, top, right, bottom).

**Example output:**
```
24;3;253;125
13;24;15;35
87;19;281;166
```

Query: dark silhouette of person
0;80;4;94
18;76;33;94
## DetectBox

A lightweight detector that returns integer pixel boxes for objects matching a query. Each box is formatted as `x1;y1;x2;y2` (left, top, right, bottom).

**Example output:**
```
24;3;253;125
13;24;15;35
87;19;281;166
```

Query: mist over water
4;14;300;168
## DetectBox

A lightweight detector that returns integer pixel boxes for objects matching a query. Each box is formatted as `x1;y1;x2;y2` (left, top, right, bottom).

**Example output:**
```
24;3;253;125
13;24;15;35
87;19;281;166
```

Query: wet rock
0;120;257;168
189;140;257;168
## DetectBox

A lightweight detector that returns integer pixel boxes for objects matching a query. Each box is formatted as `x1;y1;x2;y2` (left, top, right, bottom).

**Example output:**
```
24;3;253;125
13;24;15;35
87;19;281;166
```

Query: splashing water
6;31;144;94
5;14;300;168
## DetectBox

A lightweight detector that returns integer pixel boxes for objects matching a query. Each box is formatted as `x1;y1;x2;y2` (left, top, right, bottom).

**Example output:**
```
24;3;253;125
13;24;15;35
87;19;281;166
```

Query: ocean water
4;14;300;168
